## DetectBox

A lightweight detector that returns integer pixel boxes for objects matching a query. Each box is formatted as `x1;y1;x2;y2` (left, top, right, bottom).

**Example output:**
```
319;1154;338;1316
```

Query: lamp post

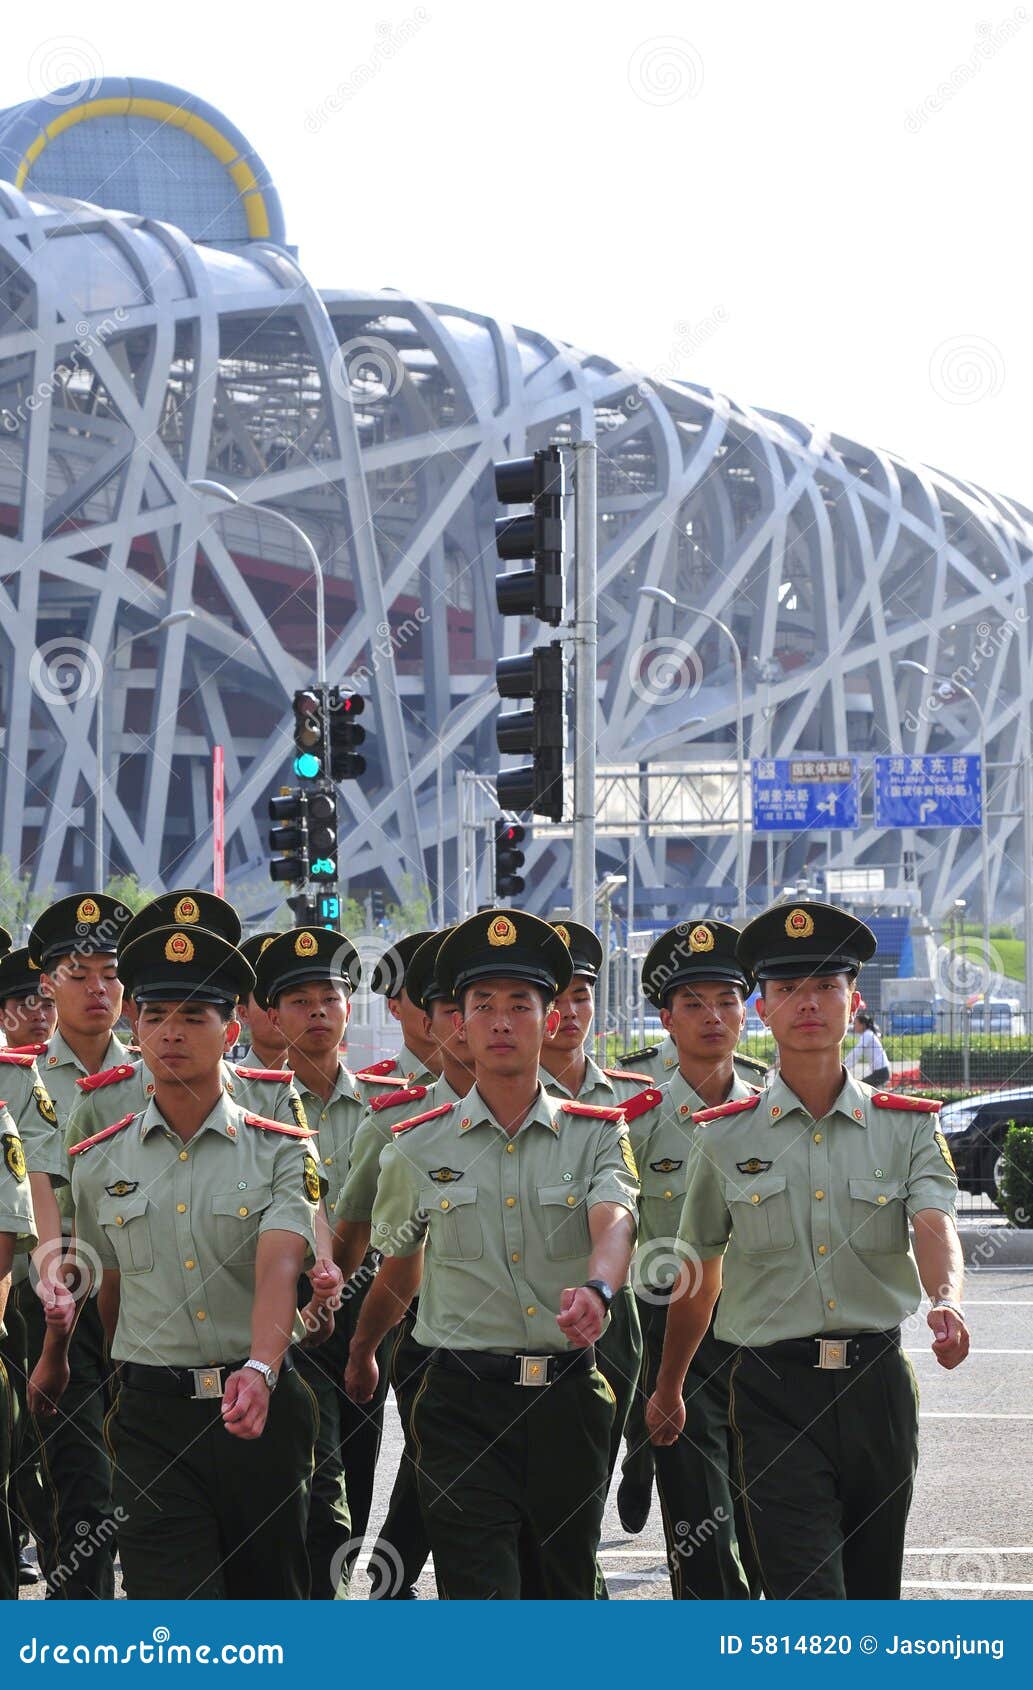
191;479;326;685
595;872;626;1060
639;587;747;918
95;610;195;888
898;660;990;976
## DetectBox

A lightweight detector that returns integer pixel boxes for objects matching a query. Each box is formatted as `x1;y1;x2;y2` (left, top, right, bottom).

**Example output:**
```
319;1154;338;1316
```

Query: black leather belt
432;1345;595;1387
751;1328;901;1371
120;1353;294;1399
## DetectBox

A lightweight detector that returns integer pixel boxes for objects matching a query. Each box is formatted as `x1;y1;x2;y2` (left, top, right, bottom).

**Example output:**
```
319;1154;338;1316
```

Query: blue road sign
873;754;982;828
751;758;859;832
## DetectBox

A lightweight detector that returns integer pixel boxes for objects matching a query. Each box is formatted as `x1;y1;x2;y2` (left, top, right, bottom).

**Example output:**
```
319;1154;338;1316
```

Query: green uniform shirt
540;1054;653;1107
619;1033;769;1090
37;1031;129;1224
64;1061;307;1155
0;1107;37;1339
71;1093;318;1366
372;1083;639;1354
676;1070;958;1345
629;1067;755;1268
293;1062;366;1220
336;1074;461;1224
0;1051;63;1182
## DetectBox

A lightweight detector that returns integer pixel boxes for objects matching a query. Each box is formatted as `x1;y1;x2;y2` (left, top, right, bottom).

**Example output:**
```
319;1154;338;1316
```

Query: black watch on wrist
583;1278;614;1311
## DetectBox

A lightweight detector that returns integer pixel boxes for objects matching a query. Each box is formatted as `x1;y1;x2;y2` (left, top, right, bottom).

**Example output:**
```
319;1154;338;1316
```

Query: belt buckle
815;1339;850;1371
517;1355;549;1387
192;1366;225;1399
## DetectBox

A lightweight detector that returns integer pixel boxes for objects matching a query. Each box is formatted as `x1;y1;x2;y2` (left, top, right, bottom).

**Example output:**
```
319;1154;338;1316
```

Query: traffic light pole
570;441;598;928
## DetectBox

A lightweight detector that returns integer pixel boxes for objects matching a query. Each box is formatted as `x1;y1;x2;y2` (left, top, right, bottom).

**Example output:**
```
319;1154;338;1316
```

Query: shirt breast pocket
639;1160;688;1210
211;1185;273;1266
538;1180;591;1261
419;1184;483;1261
97;1193;154;1274
848;1177;908;1254
727;1173;796;1253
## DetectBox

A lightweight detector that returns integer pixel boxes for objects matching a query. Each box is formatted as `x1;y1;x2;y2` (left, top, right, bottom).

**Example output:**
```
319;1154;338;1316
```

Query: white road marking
601;1547;1033;1558
903;1578;1033;1592
921;1411;1033;1419
907;1347;1033;1355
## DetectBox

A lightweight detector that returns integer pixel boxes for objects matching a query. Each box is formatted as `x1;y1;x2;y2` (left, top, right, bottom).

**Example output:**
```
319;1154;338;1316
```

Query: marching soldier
66;925;318;1599
354;932;439;1099
238;933;290;1068
253;928;382;1599
16;892;135;1599
0;1100;37;1600
540;920;650;1493
346;910;638;1600
0;942;57;1051
624;921;761;1597
648;902;968;1599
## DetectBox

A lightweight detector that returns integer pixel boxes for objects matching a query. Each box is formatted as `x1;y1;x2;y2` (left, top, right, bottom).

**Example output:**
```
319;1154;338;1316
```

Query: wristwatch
930;1298;965;1322
243;1358;278;1391
583;1278;615;1311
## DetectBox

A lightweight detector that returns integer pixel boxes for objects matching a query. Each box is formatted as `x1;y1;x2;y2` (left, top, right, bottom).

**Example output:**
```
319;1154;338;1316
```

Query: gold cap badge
488;915;516;947
259;935;276;955
76;898;100;924
785;908;815;939
689;923;715;952
165;933;194;963
554;924;571;947
295;931;318;957
173;896;199;924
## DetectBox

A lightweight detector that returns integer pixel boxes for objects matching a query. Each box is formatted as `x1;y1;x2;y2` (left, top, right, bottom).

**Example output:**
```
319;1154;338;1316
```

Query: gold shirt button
526;1306;536;1316
185;1259;196;1269
176;1203;187;1214
750;1193;760;1204
196;1310;206;1321
440;1199;450;1210
238;1206;249;1217
506;1143;515;1153
815;1190;825;1200
827;1299;836;1310
115;1215;124;1226
566;1195;577;1207
817;1244;828;1256
505;1197;516;1208
512;1252;520;1262
664;1190;673;1200
877;1195;888;1205
179;1150;188;1161
813;1133;822;1144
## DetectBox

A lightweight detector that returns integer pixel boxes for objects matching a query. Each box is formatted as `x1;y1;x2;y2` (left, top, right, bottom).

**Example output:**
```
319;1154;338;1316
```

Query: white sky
6;0;1031;501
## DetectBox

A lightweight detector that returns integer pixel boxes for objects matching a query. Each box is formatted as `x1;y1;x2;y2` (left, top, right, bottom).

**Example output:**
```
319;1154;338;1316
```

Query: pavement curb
958;1223;1033;1266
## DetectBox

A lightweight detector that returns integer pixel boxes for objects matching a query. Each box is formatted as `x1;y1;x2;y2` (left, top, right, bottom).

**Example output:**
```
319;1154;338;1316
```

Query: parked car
968;998;1025;1035
938;1084;1033;1203
885;998;937;1035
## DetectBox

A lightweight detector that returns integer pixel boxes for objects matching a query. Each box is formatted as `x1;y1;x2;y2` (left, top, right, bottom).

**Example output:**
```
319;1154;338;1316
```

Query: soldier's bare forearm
586;1202;636;1290
332;1216;371;1283
912;1207;964;1306
351;1250;422;1356
655;1256;722;1395
251;1230;306;1367
28;1173;63;1286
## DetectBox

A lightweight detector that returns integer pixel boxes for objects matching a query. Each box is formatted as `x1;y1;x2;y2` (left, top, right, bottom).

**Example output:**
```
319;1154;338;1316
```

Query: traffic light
286;890;318;925
494;446;565;626
329;688;366;781
495;640;566;821
371;888;386;923
494;821;527;899
305;789;338;880
292;688;325;779
268;789;307;882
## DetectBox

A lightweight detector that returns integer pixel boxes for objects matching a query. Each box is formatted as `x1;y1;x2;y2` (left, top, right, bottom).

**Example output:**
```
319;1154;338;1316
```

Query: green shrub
1000;1123;1033;1229
919;1045;1033;1086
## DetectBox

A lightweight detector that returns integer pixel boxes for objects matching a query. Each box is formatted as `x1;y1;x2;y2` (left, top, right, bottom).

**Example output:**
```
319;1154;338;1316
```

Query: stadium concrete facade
1;79;1031;927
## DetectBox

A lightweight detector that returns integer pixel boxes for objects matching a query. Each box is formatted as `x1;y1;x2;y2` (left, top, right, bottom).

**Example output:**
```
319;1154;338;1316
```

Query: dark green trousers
619;1372;656;1494
640;1296;758;1599
413;1359;614;1600
728;1339;919;1599
368;1303;430;1597
295;1259;390;1598
0;1345;17;1600
109;1370;316;1600
17;1283;114;1599
595;1285;643;1483
0;1299;36;1565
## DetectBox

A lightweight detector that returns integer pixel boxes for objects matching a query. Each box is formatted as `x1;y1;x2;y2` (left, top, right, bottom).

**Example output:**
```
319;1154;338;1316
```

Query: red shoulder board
602;1067;652;1084
242;1113;313;1138
392;1101;456;1135
76;1063;138;1093
371;1084;428;1114
69;1113;136;1156
561;1100;624;1121
233;1065;293;1083
692;1094;764;1124
0;1051;37;1068
871;1091;942;1113
4;1041;48;1056
617;1087;665;1122
356;1058;399;1079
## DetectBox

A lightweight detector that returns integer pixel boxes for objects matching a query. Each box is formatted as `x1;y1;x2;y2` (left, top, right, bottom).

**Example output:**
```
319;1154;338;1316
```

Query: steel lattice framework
1;81;1032;925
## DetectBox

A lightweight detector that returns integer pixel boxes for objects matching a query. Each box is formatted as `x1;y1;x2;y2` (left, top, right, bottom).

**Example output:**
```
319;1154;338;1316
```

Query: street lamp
190;479;326;685
639;586;747;918
898;660;990;974
595;872;627;1058
95;610;195;887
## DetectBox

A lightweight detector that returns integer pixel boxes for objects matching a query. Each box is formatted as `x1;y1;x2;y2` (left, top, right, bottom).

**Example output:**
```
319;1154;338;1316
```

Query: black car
938;1086;1033;1203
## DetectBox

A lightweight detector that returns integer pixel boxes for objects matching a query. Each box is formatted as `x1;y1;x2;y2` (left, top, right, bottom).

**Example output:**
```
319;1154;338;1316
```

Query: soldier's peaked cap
118;890;242;953
369;932;436;997
119;924;254;1007
253;927;360;1010
404;930;453;1012
641;920;752;1008
436;910;573;999
737;901;877;982
28;894;135;969
0;946;40;1000
550;919;603;982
